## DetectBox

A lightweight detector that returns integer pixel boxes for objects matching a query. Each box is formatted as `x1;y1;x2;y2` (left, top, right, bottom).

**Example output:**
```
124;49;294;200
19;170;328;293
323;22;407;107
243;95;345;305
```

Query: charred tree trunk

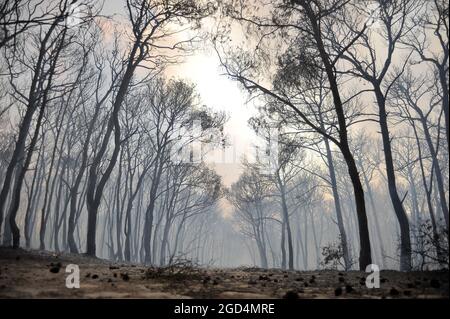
361;166;387;269
299;0;372;270
0;13;62;238
437;68;449;152
417;110;449;228
85;46;139;256
276;172;294;270
323;131;352;270
24;136;46;248
143;155;165;264
374;87;411;271
9;98;47;248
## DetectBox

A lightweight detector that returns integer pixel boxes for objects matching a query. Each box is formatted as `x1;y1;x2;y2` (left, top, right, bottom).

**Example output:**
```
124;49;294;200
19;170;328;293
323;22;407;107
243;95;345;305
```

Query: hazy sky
102;0;257;187
171;51;259;186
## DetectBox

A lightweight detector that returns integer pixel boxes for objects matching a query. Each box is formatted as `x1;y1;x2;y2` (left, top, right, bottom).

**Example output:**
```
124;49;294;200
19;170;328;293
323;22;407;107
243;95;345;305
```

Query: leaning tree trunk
0;17;60;235
417;111;449;228
67;100;102;253
9;101;46;248
299;0;372;270
323;131;352;270
9;27;65;249
374;87;412;271
339;146;373;270
85;50;139;256
4;162;22;246
24;137;46;248
0;107;36;237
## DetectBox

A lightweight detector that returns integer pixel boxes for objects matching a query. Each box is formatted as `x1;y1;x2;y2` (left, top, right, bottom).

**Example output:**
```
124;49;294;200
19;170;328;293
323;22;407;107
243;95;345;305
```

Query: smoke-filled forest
0;0;448;301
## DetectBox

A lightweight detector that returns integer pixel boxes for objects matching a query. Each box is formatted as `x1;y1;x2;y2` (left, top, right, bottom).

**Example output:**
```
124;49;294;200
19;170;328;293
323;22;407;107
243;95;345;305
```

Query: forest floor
0;247;448;299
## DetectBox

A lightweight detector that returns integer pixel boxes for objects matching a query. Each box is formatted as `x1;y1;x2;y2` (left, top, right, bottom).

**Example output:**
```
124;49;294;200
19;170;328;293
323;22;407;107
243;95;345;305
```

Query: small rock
49;266;60;274
283;290;299;299
120;273;130;281
390;288;399;296
91;274;99;279
50;262;62;268
430;279;440;288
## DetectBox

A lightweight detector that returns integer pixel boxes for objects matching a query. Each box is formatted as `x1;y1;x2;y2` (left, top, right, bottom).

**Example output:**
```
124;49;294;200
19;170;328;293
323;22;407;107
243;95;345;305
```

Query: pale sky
171;52;259;186
102;1;258;187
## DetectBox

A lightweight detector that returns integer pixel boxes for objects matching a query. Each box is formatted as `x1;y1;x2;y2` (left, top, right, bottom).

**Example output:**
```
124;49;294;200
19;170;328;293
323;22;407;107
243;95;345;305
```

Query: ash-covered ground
0;248;448;299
